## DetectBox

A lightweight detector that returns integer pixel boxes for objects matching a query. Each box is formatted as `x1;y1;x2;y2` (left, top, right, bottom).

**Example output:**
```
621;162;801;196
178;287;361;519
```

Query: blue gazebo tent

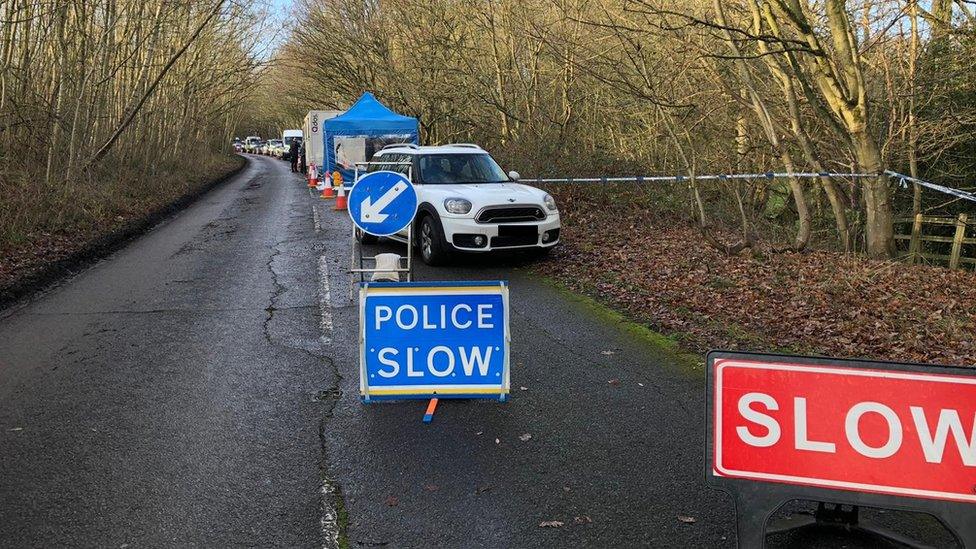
323;93;419;182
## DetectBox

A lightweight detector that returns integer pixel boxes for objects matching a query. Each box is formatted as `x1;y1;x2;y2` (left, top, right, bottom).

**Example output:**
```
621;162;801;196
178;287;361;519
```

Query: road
0;155;958;547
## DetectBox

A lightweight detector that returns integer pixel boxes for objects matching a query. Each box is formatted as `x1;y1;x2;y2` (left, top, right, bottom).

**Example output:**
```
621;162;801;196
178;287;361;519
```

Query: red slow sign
713;358;976;503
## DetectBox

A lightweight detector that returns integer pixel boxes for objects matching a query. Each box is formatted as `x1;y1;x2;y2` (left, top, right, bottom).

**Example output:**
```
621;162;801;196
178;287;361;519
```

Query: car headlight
444;198;472;215
543;193;558;212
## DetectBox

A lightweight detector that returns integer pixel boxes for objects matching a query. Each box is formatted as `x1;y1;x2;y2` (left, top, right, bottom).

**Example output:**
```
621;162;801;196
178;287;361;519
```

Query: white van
302;110;343;171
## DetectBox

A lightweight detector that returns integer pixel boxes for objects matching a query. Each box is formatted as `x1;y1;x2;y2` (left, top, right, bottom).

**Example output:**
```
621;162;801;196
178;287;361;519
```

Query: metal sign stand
764;503;931;548
347;162;415;301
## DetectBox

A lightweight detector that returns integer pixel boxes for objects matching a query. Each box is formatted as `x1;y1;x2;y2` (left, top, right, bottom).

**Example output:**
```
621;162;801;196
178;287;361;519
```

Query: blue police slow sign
348;171;418;236
359;281;510;402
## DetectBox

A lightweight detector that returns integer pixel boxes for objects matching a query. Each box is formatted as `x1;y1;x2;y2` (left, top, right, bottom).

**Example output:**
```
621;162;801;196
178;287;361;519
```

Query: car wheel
418;215;449;266
355;227;379;245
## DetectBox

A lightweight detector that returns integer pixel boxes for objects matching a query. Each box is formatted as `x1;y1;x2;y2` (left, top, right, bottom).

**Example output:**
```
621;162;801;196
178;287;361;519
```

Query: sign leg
734;494;781;548
941;510;976;549
422;398;439;424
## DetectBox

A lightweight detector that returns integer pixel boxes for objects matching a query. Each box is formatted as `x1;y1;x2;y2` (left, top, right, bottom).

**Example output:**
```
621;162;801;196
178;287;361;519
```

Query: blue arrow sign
348;171;418;236
359;281;510;402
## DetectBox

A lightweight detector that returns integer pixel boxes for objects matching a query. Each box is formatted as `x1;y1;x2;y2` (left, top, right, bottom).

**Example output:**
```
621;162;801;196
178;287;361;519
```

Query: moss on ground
539;276;705;376
335;484;350;549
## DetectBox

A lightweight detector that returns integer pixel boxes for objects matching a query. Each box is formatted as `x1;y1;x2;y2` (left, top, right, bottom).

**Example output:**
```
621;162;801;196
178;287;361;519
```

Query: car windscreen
417;153;508;185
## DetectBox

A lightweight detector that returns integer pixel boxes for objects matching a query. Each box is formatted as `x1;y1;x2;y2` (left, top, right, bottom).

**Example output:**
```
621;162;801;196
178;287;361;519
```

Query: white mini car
358;144;560;265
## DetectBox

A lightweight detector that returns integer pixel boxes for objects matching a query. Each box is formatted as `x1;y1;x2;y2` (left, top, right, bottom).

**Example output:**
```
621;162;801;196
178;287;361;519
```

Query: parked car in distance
244;135;261;154
244;135;261;153
361;143;560;265
267;139;284;157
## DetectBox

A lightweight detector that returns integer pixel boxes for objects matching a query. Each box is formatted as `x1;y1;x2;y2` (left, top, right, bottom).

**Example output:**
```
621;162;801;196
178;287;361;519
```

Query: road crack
262;242;286;346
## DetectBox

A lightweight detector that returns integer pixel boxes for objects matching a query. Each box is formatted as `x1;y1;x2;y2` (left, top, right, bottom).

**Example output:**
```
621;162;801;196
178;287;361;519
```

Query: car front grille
476;206;546;223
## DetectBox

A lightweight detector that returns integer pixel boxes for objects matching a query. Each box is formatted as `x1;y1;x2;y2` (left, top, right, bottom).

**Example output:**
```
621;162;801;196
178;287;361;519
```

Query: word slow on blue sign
359;281;510;402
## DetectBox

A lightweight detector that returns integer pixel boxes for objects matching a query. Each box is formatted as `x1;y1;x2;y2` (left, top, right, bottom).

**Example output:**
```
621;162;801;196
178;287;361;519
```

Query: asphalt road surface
0;155;960;547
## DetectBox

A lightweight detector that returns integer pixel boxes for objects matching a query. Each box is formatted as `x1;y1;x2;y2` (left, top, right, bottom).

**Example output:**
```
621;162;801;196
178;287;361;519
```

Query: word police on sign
706;351;976;547
359;281;510;401
348;171;418;236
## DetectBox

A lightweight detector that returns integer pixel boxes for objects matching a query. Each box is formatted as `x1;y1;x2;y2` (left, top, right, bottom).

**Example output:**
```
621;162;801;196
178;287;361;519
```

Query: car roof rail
444;143;483;149
380;143;418;151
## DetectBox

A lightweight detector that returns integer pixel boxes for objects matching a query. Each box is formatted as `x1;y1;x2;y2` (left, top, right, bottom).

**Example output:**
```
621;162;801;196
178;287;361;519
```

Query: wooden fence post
908;213;923;265
949;213;968;270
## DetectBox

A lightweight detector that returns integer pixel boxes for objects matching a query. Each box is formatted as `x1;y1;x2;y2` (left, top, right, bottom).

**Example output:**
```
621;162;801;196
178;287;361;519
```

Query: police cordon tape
520;170;976;204
520;171;876;184
886;170;976;204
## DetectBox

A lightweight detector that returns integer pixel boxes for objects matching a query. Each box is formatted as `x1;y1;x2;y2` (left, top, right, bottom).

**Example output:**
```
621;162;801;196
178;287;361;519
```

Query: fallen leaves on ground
535;200;976;366
678;515;697;524
539;520;565;528
0;156;242;298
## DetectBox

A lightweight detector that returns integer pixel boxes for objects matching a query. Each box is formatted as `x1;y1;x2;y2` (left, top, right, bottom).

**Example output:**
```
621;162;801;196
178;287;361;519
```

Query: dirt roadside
0;155;248;309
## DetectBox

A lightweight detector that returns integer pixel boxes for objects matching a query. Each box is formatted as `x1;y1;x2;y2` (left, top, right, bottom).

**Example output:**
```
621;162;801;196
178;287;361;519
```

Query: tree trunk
854;131;895;257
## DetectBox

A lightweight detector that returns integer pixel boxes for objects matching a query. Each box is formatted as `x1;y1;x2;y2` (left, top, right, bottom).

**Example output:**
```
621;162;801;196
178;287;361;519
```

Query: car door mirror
508;170;520;181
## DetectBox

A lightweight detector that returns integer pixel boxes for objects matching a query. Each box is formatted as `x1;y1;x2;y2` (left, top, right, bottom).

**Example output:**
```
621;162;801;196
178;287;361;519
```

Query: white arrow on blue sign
348;171;418;236
359;281;511;402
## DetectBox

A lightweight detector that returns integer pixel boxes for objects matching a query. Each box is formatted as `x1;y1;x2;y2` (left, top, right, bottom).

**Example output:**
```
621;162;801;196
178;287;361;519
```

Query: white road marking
318;255;333;345
319;480;339;549
313;193;339;549
312;204;322;233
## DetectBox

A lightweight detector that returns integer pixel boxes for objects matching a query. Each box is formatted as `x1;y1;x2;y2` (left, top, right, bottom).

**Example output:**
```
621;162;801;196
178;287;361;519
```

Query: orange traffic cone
308;164;318;188
320;171;335;199
333;182;347;211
